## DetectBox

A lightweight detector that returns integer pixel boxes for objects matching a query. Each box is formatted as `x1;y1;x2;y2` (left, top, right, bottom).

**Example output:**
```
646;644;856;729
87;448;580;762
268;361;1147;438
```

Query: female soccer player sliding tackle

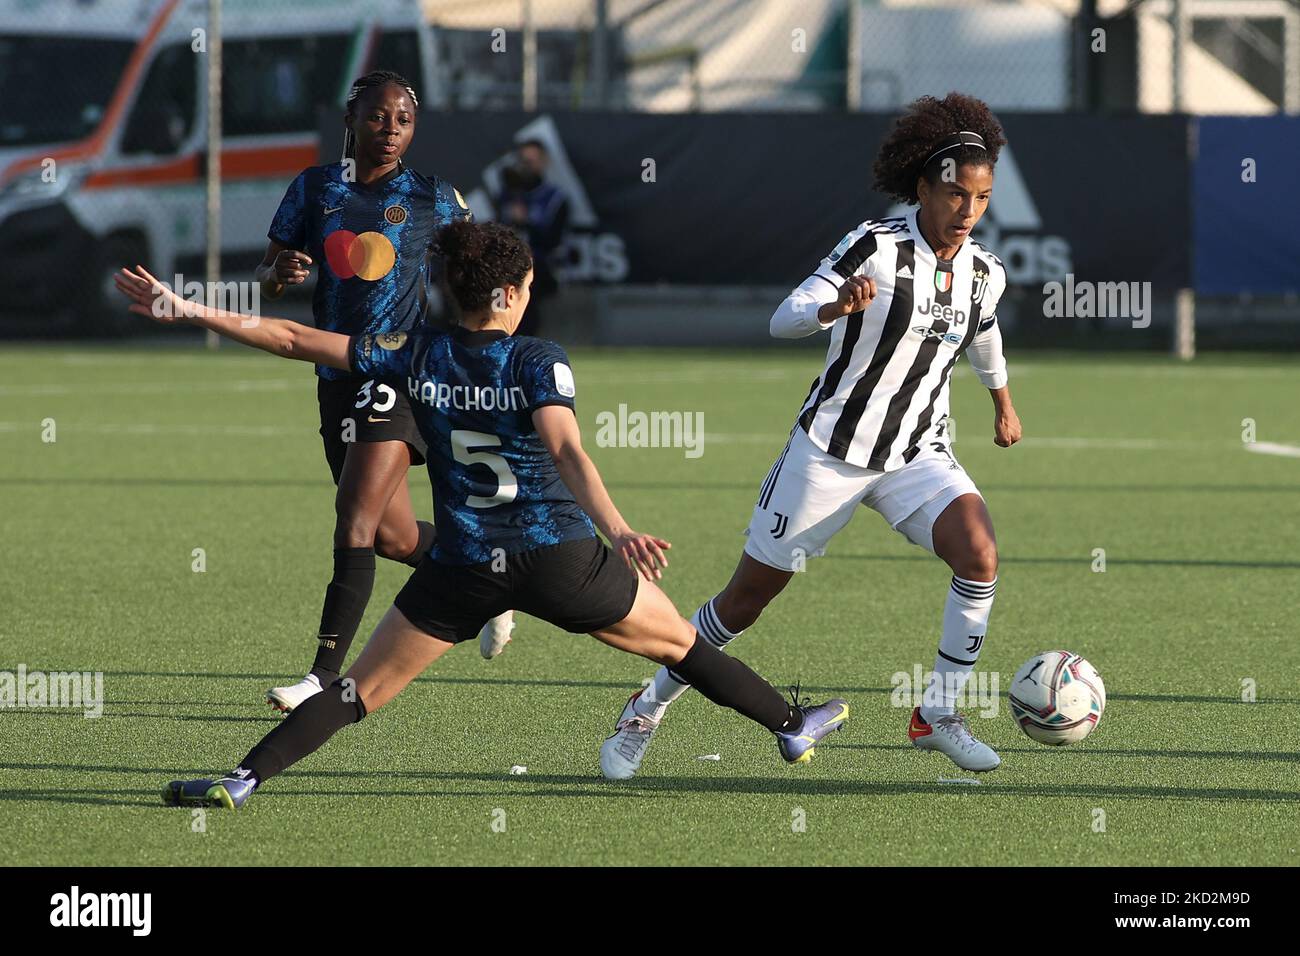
116;222;848;809
602;92;1022;779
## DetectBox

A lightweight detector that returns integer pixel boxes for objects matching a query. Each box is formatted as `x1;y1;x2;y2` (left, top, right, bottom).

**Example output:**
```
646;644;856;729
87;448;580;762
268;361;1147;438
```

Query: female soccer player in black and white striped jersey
255;70;516;716
602;92;1024;779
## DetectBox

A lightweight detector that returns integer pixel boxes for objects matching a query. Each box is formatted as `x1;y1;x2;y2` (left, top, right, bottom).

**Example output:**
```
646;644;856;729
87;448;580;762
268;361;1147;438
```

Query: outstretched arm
533;404;671;581
115;265;350;371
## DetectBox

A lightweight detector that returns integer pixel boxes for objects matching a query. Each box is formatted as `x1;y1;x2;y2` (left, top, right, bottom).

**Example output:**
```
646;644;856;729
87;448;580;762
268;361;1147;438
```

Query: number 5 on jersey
452;430;518;508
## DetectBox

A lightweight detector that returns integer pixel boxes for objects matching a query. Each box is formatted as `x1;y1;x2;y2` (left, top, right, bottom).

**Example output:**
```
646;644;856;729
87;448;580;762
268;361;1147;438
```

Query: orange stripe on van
222;143;319;179
0;0;181;188
80;143;320;191
83;154;201;189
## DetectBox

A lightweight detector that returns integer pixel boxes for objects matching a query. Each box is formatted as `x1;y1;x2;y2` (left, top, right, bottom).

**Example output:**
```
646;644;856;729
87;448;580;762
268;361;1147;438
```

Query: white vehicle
0;0;432;333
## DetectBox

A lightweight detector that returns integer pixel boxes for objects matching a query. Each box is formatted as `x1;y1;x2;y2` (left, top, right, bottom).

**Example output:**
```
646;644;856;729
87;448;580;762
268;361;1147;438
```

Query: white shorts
743;426;981;571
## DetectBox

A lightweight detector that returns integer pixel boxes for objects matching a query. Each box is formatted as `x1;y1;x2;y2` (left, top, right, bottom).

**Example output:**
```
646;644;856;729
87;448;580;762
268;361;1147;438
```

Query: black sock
670;636;802;733
309;547;375;685
237;679;367;784
400;521;436;568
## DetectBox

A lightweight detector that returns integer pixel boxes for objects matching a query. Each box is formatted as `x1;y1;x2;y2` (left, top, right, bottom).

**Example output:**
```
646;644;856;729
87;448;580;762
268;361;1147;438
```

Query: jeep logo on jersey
384;205;408;225
916;299;966;324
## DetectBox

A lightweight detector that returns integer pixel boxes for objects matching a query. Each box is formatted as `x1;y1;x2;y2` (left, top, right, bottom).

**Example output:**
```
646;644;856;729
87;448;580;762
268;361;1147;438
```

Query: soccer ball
1008;651;1106;745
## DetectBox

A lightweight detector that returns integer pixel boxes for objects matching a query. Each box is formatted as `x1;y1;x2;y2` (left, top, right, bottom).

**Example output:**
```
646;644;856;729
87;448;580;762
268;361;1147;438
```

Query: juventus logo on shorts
769;512;789;539
967;634;985;655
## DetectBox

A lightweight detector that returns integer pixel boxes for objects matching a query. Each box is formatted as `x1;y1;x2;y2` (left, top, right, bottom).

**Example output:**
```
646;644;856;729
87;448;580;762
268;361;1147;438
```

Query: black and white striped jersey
770;208;1009;472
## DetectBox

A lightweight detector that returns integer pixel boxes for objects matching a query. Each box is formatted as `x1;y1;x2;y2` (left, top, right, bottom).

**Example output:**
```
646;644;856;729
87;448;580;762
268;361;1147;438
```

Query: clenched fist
818;274;877;325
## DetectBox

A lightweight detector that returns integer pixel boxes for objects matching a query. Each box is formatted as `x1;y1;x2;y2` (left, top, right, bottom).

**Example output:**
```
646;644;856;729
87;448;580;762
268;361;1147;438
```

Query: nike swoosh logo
367;416;390;423
324;206;344;215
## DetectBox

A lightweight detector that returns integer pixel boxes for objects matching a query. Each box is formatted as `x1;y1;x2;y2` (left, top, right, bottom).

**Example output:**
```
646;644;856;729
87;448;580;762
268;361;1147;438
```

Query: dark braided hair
342;69;420;161
436;221;533;317
872;92;1006;205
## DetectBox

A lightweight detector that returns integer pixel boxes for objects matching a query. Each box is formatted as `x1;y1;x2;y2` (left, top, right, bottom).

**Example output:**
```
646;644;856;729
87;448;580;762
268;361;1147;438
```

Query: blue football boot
776;685;850;764
162;773;256;809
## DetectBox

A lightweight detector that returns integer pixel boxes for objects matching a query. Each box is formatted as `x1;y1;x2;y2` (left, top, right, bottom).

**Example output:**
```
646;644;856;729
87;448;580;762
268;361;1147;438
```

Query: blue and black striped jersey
350;327;595;565
268;162;471;381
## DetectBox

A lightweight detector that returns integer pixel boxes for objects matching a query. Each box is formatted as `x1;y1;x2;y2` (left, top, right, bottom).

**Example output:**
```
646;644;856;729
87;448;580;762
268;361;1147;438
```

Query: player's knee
333;510;380;549
373;524;416;562
649;621;695;667
962;538;999;581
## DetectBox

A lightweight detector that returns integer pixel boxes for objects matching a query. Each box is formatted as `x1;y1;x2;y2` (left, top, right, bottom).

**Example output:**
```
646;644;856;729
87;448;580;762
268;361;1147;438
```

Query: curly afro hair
872;92;1007;205
436;220;533;316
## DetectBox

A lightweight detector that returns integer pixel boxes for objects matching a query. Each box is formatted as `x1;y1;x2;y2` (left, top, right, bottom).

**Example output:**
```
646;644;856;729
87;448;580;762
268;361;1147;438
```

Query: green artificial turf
1;343;1297;865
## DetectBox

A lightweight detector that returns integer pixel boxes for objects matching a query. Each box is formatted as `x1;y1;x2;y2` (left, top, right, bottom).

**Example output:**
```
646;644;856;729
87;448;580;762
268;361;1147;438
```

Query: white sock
634;597;744;720
920;575;996;724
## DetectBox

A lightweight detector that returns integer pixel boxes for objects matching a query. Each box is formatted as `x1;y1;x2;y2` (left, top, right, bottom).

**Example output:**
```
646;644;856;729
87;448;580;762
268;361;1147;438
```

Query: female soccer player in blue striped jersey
116;222;849;808
254;70;516;715
603;92;1023;779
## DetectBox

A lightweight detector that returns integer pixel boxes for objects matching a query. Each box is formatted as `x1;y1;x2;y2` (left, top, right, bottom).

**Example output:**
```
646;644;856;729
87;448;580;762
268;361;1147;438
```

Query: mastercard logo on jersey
324;230;397;281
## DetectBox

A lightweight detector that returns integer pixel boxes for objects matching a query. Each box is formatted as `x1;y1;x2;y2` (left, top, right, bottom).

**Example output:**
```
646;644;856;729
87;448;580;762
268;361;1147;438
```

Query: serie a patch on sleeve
553;362;575;398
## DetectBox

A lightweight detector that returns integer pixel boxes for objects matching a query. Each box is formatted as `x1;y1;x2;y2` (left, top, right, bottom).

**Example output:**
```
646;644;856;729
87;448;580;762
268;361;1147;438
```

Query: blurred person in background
496;139;569;336
252;70;517;717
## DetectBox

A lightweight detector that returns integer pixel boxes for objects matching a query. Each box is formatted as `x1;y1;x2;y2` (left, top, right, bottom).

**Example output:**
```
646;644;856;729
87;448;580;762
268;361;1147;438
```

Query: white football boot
478;611;516;660
600;689;660;780
908;707;1001;772
266;674;323;714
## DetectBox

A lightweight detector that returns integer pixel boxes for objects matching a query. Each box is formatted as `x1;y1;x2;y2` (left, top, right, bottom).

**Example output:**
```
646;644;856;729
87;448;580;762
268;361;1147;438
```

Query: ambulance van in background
0;0;432;333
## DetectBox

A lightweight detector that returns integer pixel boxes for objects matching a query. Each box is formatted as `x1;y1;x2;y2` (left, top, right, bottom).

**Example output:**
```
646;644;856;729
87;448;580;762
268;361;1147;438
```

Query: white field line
577;367;799;385
0;421;303;437
0;379;300;397
708;434;1268;453
5;359;1293;396
0;422;1287;454
1017;436;1233;451
0;370;799;397
55;353;279;367
0;416;1294;460
712;434;1237;452
1245;441;1300;458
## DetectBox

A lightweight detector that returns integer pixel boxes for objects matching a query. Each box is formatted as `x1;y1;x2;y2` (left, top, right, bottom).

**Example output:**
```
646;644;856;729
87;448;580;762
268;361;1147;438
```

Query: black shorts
394;537;640;644
318;376;427;484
